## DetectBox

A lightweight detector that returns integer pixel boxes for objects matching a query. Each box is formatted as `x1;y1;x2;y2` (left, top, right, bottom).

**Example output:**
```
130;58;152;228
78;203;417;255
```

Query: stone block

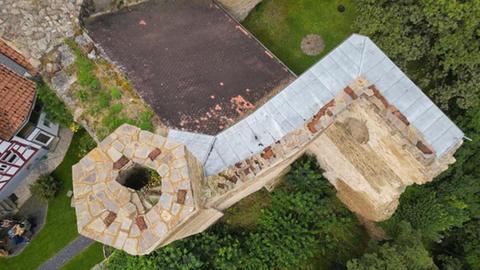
108;147;123;162
139;130;153;141
87;217;106;233
120;217;133;231
123;238;138;255
148;148;162;161
129;223;141;237
171;203;181;215
135;145;151;159
151;134;166;148
114;231;128;249
161;179;173;193
119;202;136;217
153;222;167;237
159;194;173;210
83;172;97;184
145;209;161;224
176;190;187;205
107;221;120;235
160;210;172;222
112;140;125;152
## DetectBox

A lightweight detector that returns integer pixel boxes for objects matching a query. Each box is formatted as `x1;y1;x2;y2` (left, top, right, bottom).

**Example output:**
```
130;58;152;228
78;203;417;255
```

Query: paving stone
124;238;138;255
107;147;123;161
159;194;173;210
145;208;161;224
134;145;151;159
114;231;128;249
157;164;169;177
73;125;199;255
153;222;167;237
120;217;133;231
161;180;174;193
171;203;181;215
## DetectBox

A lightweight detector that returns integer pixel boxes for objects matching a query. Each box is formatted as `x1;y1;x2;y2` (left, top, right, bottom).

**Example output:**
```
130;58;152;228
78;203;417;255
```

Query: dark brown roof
85;0;294;135
0;39;37;76
0;65;36;140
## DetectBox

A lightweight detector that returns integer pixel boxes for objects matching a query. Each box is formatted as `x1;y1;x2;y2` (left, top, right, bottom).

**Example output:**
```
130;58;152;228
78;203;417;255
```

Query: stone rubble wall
217;0;263;21
0;0;83;67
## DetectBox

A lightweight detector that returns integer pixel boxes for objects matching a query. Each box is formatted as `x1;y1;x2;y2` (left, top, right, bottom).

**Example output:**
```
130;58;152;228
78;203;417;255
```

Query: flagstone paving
72;124;203;255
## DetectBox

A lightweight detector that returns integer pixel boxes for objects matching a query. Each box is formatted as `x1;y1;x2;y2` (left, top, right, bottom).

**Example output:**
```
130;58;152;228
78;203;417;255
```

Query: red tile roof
0;39;37;76
0;65;36;140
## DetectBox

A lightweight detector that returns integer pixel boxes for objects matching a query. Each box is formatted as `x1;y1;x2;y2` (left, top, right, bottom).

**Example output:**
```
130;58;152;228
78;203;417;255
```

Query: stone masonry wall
0;0;82;67
202;78;461;221
81;0;148;19
217;0;263;21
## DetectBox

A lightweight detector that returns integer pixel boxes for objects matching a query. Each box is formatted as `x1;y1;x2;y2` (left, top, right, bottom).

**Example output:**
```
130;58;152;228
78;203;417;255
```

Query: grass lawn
0;130;95;270
222;189;272;230
243;0;357;74
60;242;104;270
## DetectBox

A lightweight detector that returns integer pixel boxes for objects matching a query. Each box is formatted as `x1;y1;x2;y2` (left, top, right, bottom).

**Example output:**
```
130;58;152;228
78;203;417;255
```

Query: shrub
110;87;122;100
36;81;73;127
110;104;124;114
30;174;61;203
66;39;100;92
137;111;154;131
75;89;89;102
98;91;110;109
147;169;162;188
77;132;97;158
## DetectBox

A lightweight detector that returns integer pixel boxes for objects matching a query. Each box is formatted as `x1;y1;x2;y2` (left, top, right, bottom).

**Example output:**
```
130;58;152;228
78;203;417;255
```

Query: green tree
347;222;437;270
29;174;61;202
434;219;480;270
105;155;366;270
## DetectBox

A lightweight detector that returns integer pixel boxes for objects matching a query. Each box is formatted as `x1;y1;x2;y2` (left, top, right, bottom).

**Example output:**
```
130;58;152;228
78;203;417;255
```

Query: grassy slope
60;242;104;270
243;0;356;74
0;130;94;270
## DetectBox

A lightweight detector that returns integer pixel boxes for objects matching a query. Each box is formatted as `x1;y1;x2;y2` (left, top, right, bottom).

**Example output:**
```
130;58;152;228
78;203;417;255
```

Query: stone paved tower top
72;124;215;255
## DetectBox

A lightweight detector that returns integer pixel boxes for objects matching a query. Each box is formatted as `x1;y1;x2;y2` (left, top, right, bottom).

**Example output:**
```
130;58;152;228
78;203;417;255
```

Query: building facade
0;39;59;215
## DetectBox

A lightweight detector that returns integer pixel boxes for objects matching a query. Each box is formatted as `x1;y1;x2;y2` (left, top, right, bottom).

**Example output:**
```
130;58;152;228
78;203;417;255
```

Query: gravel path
37;236;94;270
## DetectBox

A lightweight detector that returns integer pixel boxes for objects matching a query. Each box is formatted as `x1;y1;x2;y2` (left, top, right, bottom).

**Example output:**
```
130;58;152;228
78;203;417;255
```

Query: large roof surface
0;39;37;141
169;34;464;176
0;39;37;76
85;0;294;135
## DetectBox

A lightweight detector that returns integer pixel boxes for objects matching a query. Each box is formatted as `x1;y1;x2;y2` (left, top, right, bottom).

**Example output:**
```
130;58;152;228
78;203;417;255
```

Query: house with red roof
0;39;60;214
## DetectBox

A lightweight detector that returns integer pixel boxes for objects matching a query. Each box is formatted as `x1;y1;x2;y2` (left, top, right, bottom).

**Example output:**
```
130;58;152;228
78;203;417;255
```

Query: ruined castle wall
202;79;461;222
158;208;223;248
210;148;305;210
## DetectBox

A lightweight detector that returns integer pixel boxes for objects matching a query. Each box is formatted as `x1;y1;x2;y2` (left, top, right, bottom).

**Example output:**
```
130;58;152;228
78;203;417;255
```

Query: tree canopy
354;0;480;111
105;156;367;270
347;222;437;270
